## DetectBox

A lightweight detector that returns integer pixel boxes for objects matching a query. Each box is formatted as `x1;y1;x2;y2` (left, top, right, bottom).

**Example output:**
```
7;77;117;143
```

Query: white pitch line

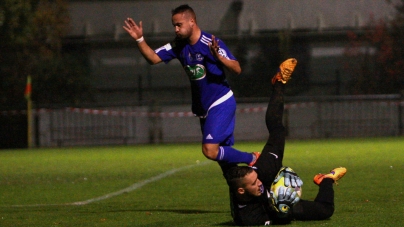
10;160;211;207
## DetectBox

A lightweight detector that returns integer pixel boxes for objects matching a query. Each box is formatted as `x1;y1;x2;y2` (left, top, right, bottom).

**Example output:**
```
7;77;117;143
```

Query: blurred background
1;0;403;148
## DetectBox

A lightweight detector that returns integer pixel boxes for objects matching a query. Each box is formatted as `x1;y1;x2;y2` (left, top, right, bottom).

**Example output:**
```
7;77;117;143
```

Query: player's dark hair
225;166;254;192
172;4;196;21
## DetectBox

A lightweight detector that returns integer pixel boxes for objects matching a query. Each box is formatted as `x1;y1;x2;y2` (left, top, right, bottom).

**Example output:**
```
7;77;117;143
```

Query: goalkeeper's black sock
291;178;335;221
315;178;334;205
266;81;285;133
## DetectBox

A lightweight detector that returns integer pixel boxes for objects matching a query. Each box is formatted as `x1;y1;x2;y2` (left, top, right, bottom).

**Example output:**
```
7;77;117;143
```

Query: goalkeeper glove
275;186;300;217
273;167;303;188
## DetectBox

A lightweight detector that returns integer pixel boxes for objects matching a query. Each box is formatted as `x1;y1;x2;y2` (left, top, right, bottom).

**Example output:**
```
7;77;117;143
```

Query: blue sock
215;146;254;164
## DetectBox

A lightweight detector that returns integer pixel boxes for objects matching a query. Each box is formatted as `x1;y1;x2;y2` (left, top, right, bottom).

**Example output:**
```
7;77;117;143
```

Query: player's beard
175;33;190;40
175;28;192;40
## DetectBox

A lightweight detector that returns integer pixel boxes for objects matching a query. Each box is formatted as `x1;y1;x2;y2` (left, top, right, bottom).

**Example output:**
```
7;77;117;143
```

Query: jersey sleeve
216;38;237;61
155;42;177;64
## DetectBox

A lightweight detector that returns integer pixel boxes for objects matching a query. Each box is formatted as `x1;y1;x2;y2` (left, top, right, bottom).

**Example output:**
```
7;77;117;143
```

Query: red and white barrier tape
1;101;402;117
65;103;318;118
67;107;196;118
0;108;50;116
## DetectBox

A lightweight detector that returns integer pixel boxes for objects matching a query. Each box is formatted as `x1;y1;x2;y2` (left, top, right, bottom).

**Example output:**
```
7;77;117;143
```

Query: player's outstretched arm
123;18;162;65
209;35;241;75
220;57;241;75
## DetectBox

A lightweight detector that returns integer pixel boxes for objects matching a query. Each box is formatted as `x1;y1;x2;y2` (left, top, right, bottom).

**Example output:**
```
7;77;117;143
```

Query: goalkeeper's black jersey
231;186;273;226
231;186;292;226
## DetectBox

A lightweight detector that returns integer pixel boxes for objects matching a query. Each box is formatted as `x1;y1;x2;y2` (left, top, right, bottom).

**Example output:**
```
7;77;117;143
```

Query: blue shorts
200;96;236;146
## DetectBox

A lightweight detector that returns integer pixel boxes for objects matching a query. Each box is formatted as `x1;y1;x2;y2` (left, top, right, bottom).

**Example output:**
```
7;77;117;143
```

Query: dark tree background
345;0;404;95
0;0;91;110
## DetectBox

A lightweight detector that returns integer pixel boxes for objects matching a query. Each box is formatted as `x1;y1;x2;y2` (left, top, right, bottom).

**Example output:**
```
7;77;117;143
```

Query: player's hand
123;18;143;40
275;186;300;217
208;35;221;59
274;167;303;188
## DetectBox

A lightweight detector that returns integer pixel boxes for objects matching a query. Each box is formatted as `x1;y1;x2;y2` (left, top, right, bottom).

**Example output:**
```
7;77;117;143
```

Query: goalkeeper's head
225;166;263;200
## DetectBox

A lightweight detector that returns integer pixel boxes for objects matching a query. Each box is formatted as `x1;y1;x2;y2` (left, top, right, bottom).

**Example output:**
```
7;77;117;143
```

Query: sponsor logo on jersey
206;134;213;139
184;64;206;80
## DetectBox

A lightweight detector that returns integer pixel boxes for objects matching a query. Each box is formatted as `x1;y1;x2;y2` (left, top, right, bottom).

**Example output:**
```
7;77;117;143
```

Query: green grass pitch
0;137;403;226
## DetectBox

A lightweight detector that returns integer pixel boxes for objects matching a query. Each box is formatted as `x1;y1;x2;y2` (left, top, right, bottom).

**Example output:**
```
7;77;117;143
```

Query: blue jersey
155;31;237;116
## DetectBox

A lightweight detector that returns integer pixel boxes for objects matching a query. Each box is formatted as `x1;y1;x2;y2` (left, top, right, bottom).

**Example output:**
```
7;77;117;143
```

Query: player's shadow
105;208;235;225
214;221;235;226
106;208;226;214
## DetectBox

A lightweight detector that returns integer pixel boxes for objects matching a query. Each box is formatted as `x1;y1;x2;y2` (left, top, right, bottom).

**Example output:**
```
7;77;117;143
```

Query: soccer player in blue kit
124;4;259;165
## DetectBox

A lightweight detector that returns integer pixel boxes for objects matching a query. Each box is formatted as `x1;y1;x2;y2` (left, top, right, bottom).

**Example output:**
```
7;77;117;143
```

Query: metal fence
285;95;403;138
33;95;403;147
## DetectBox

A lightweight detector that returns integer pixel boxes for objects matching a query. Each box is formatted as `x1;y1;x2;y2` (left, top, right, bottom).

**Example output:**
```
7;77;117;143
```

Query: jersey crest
218;48;228;58
186;53;204;62
184;64;206;80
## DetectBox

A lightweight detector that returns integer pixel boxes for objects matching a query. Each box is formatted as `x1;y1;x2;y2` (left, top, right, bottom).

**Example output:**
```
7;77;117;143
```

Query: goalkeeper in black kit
222;58;347;226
